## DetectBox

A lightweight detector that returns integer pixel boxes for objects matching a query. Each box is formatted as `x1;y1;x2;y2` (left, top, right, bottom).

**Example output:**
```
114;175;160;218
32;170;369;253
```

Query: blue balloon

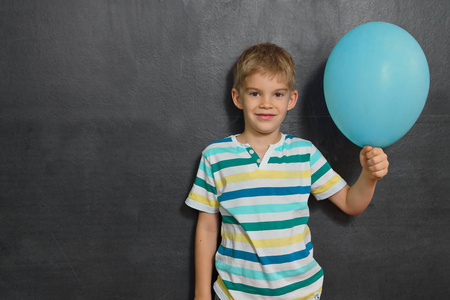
324;22;429;148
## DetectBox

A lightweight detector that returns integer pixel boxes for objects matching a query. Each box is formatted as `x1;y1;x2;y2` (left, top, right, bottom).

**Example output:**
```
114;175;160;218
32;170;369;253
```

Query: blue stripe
204;146;248;158
262;242;313;264
219;186;311;202
217;242;313;265
275;140;311;151
285;134;295;140
226;201;308;216
310;149;322;166
199;160;214;179
210;137;232;145
216;259;318;281
218;246;259;263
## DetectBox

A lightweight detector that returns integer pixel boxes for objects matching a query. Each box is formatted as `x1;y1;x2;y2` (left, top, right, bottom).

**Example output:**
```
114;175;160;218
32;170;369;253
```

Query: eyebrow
245;87;289;92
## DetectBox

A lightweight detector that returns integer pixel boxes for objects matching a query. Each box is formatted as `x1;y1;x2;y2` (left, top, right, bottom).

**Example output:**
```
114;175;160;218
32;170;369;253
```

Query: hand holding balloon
360;146;389;180
328;145;389;215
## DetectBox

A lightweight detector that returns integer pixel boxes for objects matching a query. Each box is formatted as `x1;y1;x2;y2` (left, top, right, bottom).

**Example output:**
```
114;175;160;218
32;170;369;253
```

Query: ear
232;88;243;110
287;90;298;111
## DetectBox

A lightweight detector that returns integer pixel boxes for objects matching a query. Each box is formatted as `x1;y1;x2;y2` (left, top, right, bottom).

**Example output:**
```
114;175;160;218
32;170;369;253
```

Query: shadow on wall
300;62;361;224
224;67;245;135
300;62;361;176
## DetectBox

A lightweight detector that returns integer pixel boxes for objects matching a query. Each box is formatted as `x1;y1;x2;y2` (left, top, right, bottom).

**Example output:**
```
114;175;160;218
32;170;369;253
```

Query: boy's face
232;72;298;139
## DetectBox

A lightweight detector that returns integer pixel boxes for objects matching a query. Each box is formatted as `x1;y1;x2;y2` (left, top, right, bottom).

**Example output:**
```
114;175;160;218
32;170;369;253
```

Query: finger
360;146;373;162
368;159;389;172
361;145;373;155
371;168;388;179
365;147;382;159
367;158;389;175
366;152;388;166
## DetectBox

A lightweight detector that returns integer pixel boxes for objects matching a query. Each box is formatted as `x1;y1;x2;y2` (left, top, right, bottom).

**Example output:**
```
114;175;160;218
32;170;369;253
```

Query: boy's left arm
328;146;389;215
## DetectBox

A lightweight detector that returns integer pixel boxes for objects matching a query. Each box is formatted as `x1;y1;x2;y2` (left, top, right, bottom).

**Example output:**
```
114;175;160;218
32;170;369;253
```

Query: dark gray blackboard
1;1;449;299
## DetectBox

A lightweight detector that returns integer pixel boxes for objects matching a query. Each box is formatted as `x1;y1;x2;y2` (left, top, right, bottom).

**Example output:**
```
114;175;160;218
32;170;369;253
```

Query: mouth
256;114;276;120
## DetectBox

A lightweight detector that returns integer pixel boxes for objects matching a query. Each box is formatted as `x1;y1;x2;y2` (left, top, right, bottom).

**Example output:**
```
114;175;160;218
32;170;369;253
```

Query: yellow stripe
311;174;342;195
222;226;310;248
293;286;322;300
216;170;311;189
188;191;219;208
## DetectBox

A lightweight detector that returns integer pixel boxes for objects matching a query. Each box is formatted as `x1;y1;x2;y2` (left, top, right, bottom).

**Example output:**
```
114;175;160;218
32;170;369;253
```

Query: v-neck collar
231;133;286;168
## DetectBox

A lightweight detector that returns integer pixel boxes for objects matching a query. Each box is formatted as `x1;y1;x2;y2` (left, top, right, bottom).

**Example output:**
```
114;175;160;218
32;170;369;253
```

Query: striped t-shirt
186;134;346;300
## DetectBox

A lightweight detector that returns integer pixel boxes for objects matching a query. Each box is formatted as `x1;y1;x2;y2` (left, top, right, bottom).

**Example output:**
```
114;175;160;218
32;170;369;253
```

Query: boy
185;43;389;300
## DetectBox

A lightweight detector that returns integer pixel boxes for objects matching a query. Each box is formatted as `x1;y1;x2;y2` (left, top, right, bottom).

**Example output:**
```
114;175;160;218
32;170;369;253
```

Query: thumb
360;145;373;157
360;146;373;167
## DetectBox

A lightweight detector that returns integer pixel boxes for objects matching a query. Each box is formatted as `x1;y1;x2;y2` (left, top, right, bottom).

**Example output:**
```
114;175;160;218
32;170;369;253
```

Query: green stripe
211;158;253;173
222;268;324;296
222;215;309;231
194;177;217;194
311;162;331;184
222;215;240;225
268;154;310;164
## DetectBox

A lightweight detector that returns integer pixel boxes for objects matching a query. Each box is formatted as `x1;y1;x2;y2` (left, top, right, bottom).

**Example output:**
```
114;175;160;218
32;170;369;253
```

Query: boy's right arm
194;211;220;300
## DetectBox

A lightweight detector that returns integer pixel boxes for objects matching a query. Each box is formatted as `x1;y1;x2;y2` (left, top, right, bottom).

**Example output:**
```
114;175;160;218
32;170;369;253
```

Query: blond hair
233;43;296;91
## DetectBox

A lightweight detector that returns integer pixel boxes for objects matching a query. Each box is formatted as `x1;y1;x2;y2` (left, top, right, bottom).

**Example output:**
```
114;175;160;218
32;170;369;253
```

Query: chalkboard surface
1;1;449;299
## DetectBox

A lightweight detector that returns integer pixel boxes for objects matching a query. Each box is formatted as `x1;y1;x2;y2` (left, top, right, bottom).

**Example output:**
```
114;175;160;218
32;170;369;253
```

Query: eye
274;92;285;98
249;91;260;97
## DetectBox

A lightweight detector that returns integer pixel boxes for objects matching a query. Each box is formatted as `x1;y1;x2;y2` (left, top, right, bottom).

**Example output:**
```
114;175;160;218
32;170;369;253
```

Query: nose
259;96;273;108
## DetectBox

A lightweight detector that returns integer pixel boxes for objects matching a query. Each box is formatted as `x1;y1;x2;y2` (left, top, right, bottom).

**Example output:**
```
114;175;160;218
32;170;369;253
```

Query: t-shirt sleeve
185;153;219;213
310;144;347;200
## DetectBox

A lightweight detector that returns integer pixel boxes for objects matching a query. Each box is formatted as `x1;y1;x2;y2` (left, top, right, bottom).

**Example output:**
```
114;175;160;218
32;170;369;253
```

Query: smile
256;114;276;120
